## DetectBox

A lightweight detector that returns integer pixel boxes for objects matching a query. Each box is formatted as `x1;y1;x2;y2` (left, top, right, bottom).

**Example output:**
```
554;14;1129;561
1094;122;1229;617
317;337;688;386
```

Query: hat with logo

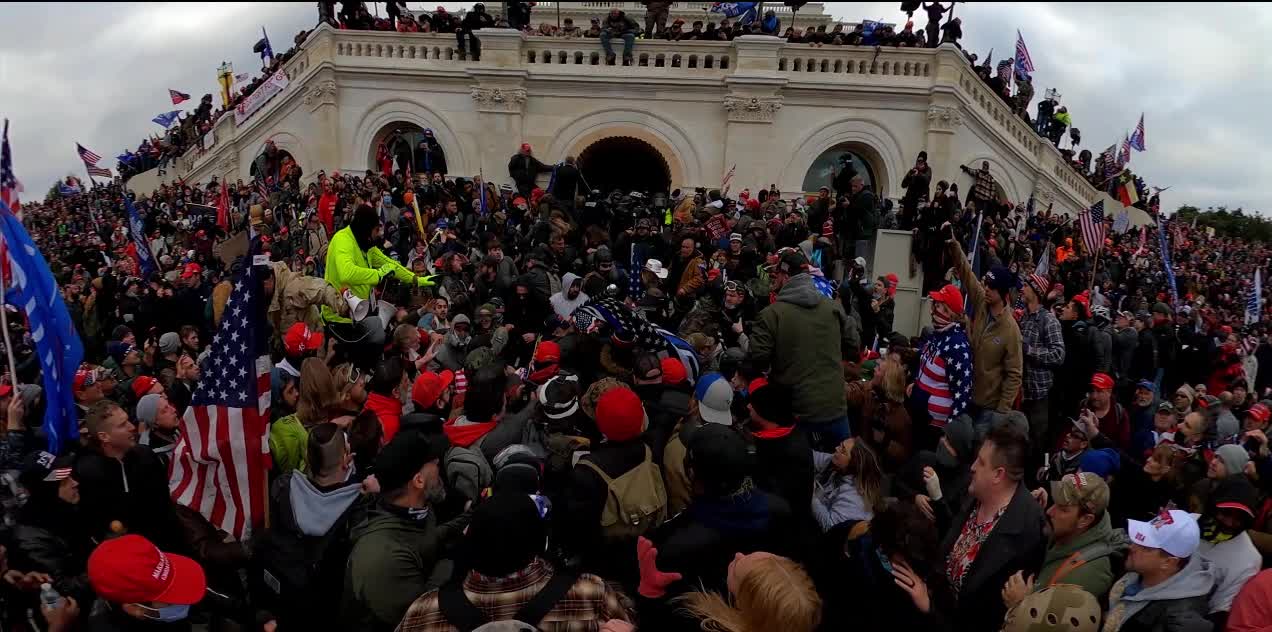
411;370;454;409
1024;272;1050;297
19;450;74;489
180;263;202;279
283;322;324;357
1090;373;1115;391
1156;401;1176;413
73;367;97;394
776;250;807;275
131;375;162;400
1053;472;1110;516
928;284;965;315
88;535;207;605
1127;509;1200;558
1246;402;1271;424
984;265;1022;293
694;373;734;426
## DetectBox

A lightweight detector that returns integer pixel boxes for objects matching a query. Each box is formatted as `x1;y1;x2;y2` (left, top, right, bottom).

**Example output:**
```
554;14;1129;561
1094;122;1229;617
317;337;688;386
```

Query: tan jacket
949;240;1023;412
267;261;348;335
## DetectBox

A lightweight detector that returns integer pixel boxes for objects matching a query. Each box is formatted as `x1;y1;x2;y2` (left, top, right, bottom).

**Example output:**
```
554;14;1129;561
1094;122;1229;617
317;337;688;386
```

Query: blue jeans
601;31;635;59
798;415;852;452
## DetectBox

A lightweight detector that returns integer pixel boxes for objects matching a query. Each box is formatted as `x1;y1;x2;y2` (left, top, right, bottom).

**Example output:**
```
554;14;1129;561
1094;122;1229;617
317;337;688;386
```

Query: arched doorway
368;122;448;176
801;144;879;196
578;136;672;194
250;142;299;184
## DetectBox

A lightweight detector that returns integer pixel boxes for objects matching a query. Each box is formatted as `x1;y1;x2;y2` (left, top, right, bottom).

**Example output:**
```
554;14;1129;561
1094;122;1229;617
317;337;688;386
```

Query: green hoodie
342;503;468;631
1034;511;1128;600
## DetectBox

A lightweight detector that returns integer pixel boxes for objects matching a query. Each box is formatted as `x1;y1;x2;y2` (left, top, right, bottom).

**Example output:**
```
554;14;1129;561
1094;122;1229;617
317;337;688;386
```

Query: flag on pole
1035;244;1050;278
169;259;271;540
0;141;84;454
233;72;251;86
721;164;736;196
1158;218;1180;307
76;143;102;165
1247;269;1262;325
124;195;158;279
1129;114;1146;152
152;110;182;128
1134;225;1147;257
217;62;234;108
1117;134;1131;169
1112;209;1131;235
1115;171;1140;208
216;180;231;231
169;89;191;105
1014;30;1034;82
253;27;274;66
478;171;487;215
1079;200;1106;255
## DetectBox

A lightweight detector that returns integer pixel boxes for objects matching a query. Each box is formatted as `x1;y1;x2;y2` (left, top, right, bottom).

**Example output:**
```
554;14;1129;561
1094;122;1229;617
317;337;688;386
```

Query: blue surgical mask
137;603;191;622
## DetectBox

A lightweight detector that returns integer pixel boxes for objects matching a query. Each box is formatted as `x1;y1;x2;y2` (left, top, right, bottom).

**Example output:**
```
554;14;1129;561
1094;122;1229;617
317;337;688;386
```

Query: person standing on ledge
508;143;551;197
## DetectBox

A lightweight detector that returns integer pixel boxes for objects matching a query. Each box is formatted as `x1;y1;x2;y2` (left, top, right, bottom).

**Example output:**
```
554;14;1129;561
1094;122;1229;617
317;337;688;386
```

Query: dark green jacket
1034;510;1128;601
751;274;861;423
342;503;469;631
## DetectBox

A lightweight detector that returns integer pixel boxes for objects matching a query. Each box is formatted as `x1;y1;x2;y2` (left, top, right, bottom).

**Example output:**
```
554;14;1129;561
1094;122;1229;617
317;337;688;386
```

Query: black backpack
249;501;357;629
437;570;578;632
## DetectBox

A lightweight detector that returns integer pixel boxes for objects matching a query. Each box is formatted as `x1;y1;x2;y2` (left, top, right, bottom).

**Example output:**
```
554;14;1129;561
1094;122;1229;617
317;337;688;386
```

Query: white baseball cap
1127;509;1200;558
694;373;735;426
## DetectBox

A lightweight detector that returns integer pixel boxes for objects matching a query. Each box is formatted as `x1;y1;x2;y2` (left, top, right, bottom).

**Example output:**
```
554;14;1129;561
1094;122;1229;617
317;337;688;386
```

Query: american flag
1;120;21;215
169;89;191;105
1247;268;1262;325
1129;114;1146;152
1014;30;1034;82
76;143;102;165
1079;200;1106;256
169;262;271;540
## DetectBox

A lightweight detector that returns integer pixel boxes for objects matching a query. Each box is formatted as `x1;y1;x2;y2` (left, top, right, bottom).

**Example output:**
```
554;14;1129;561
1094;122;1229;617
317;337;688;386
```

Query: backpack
249;504;355;629
444;434;494;504
437;570;578;632
579;446;668;540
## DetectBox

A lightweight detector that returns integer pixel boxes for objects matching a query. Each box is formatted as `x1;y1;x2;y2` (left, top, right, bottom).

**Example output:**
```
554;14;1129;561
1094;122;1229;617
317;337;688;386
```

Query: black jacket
751;428;814;529
11;499;95;606
508;153;549;191
550;162;583;204
74;445;186;552
558;438;651;586
939;484;1047;632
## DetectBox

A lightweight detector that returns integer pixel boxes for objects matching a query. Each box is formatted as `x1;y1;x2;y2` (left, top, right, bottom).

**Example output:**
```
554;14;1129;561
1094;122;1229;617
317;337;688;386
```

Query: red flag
169;89;191;105
216;180;230;230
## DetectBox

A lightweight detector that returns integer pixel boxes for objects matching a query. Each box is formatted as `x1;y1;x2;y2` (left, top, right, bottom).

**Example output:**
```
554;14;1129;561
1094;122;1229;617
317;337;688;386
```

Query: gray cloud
3;2;1268;213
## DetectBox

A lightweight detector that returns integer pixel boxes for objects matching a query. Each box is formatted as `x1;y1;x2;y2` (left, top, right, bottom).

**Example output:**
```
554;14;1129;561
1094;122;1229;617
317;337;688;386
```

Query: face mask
137;603;191;622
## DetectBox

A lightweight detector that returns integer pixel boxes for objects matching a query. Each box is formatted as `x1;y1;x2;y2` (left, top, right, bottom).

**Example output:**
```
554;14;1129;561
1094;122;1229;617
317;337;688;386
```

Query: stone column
465;29;528;183
720;36;786;194
923;103;963;193
302;68;342;174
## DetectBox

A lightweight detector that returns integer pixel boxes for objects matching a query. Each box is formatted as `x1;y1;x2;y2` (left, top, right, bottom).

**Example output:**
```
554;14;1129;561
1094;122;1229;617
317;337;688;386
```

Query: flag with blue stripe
0;198;83;454
152;110;181;128
1247;269;1262;325
125;196;157;278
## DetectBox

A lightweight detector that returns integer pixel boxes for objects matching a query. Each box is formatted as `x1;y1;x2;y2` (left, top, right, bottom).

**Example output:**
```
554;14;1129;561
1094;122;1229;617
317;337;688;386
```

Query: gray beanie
159;332;181;355
1215;444;1250;478
937;414;978;469
136;393;162;426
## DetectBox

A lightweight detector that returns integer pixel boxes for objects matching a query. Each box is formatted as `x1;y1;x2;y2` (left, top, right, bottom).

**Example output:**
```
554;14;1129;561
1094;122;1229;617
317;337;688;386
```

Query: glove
376;263;397;280
923;466;943;501
636;536;681;599
416;274;438;287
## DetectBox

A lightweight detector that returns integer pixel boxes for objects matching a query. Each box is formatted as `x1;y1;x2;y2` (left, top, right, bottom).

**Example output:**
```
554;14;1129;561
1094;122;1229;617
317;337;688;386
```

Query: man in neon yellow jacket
323;205;435;363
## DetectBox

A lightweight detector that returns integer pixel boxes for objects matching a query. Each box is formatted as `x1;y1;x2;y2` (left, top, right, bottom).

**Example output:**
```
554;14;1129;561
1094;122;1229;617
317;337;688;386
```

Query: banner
1158;218;1179;308
234;70;290;125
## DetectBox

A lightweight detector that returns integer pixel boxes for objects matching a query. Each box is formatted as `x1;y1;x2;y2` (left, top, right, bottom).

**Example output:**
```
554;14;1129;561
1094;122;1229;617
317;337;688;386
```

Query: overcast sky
2;2;1267;213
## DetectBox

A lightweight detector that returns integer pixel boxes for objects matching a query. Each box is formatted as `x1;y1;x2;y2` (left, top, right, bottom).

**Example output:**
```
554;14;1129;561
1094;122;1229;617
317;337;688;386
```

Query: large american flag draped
1079;200;1106;256
169;262;271;540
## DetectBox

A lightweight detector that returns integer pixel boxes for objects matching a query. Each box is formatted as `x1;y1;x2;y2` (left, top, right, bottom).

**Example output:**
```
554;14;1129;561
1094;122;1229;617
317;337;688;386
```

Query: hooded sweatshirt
430;313;472;372
1034;511;1128;598
750;273;861;423
284;473;362;536
550;272;590;320
1103;555;1215;632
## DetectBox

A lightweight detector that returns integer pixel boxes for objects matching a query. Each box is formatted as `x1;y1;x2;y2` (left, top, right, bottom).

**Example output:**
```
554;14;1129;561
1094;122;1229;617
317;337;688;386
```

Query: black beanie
466;493;547;577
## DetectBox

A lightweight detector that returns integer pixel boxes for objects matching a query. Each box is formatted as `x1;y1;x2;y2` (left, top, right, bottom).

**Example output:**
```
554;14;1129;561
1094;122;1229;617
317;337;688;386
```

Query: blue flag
124;195;157;278
0;198;84;454
1158;217;1179;308
709;2;758;18
253;27;274;65
152;110;181;128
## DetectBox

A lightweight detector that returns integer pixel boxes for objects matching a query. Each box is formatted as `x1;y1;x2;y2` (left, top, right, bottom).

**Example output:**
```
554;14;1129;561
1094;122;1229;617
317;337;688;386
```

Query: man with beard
1003;473;1126;609
504;278;550;366
343;430;468;631
324;205;436;368
550;272;589;320
715;280;755;352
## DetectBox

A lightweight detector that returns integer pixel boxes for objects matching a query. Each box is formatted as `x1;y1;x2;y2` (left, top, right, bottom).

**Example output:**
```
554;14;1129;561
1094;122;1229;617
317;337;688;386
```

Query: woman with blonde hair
678;552;821;632
269;358;340;475
811;436;885;531
845;354;913;472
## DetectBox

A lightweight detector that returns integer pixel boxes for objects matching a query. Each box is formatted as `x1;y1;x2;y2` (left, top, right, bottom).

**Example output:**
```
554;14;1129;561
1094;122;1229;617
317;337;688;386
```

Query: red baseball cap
0;383;12;398
180;263;202;279
73;367;97;393
1090;373;1115;391
660;357;688;386
533;341;561;365
411;370;454;408
283;323;324;357
928;284;964;315
87;535;207;605
520;143;532;152
131;375;161;400
1247;403;1271;424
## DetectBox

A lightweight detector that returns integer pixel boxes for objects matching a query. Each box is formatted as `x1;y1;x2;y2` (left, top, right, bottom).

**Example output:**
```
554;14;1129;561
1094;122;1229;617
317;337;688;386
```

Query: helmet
1001;585;1101;632
1091;304;1110;323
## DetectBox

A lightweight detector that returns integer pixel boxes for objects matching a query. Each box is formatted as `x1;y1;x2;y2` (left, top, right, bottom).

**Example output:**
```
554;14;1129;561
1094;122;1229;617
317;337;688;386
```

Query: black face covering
350;206;379;252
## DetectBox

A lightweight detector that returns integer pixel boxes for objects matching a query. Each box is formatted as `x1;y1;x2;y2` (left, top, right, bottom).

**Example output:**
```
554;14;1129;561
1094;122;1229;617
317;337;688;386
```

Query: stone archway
781;118;905;199
577;136;673;194
563;126;687;192
547;109;703;189
349;99;469;176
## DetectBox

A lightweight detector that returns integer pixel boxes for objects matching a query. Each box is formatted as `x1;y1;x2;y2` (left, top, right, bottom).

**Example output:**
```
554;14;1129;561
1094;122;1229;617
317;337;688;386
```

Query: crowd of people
4;123;1272;632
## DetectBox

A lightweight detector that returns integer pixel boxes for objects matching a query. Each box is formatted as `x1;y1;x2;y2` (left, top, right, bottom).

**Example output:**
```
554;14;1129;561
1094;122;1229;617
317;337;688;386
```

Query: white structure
521;2;838;30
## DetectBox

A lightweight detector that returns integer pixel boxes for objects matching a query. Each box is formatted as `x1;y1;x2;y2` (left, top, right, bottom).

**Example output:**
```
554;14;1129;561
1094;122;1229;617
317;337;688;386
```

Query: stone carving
303;80;338;108
470;86;527;113
723;95;782;122
216;153;237;175
926;105;964;131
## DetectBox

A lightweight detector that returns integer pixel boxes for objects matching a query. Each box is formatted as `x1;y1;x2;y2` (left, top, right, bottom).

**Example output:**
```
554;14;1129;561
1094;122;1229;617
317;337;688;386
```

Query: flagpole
0;278;20;390
1088;243;1101;294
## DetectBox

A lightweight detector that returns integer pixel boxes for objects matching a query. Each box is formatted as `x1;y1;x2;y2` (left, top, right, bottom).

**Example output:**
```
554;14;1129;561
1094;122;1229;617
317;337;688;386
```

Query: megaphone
374;298;397;324
344;290;373;322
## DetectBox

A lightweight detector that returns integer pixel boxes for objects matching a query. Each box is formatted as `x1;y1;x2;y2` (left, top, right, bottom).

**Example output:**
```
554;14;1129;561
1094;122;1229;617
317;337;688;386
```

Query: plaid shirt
397;558;631;632
1018;306;1064;402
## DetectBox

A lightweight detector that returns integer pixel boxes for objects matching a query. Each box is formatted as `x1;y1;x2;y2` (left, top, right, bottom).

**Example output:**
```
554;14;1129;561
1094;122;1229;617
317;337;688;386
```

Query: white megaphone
344;289;373;322
374;298;397;324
